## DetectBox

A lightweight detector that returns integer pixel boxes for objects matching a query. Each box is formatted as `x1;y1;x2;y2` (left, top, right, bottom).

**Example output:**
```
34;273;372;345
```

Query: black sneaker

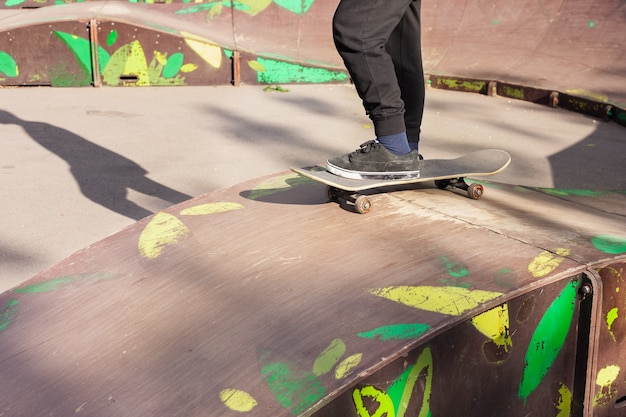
326;140;421;180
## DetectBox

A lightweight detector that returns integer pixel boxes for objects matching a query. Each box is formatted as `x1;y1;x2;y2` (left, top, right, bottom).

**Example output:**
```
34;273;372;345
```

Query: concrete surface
1;84;625;292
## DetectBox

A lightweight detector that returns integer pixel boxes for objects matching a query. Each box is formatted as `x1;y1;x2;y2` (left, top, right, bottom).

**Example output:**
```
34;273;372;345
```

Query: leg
333;0;414;139
387;0;424;149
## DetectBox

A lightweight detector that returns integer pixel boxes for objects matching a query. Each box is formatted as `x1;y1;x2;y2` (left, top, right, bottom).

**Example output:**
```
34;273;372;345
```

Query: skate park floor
1;84;625;293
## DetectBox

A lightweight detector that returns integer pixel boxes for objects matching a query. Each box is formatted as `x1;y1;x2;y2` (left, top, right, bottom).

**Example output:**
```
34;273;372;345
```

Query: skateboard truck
325;177;484;214
434;178;484;200
325;186;373;214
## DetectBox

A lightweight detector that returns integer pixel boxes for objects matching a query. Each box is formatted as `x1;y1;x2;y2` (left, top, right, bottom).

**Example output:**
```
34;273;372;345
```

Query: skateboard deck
291;149;511;213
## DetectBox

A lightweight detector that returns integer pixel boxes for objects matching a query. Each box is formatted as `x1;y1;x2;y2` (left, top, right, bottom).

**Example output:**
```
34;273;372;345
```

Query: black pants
333;0;424;145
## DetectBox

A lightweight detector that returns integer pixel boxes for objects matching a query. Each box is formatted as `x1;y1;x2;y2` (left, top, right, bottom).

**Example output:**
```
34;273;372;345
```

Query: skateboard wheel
325;185;341;202
435;179;450;189
354;195;372;214
468;183;484;200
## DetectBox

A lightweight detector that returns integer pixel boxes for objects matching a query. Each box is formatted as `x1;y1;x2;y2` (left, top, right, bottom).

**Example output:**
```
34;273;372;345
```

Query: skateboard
291;149;511;214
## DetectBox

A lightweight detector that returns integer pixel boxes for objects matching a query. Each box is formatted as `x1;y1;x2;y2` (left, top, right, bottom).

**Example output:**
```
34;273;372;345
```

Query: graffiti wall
0;1;347;87
294;277;587;416
593;262;626;416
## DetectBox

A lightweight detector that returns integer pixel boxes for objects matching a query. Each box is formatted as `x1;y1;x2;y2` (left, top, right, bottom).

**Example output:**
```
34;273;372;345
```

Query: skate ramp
0;172;625;415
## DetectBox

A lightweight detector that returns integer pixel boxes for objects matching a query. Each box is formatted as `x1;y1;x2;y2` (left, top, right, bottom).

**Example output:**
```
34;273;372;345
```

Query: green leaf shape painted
4;0;25;7
247;173;311;200
0;50;18;77
358;323;430;341
54;31;111;76
0;299;19;332
54;31;92;74
163;52;184;78
107;30;118;47
591;235;626;254
273;0;315;14
518;281;578;404
254;57;348;84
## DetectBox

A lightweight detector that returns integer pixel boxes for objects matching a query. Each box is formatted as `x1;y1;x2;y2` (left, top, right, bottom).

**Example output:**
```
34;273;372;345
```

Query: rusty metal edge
427;74;626;129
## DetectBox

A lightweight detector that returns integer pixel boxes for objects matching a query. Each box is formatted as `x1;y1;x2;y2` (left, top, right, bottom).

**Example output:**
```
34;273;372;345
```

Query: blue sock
376;132;411;155
409;142;419;152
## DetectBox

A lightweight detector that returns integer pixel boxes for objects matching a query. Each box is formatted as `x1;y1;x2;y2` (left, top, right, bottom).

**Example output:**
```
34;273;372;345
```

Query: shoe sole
326;161;421;181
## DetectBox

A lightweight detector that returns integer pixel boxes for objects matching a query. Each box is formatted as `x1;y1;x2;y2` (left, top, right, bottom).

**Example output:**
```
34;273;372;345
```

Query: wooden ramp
1;172;625;416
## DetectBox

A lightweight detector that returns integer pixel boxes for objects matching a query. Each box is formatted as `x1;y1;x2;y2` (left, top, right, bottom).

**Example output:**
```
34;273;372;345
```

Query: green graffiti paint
54;31;111;82
358;323;430;341
107;30;118;47
261;362;326;415
503;85;524;100
273;0;315;14
518;281;577;404
175;2;220;15
591;235;626;254
253;57;347;84
54;31;92;73
538;188;606;197
436;77;486;93
312;338;346;376
163;52;184;78
352;347;433;417
0;299;19;332
0;51;18;77
441;256;469;278
246;173;310;200
494;268;517;288
15;272;115;294
388;347;433;417
4;0;24;6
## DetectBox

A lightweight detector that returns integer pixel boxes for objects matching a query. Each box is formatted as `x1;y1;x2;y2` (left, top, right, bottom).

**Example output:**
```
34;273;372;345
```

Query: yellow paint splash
335;353;362;379
103;40;150;86
369;285;503;316
313;338;346;376
607;307;619;341
180;63;198;73
353;386;394;417
470;304;512;350
554;383;572;417
181;32;222;68
248;60;266;72
219;388;258;412
180;202;244;216
528;248;571;278
594;365;620;406
597;365;620;386
138;212;191;259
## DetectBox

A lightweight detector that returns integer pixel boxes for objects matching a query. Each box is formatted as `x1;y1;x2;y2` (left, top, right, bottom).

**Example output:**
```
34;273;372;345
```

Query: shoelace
352;140;378;155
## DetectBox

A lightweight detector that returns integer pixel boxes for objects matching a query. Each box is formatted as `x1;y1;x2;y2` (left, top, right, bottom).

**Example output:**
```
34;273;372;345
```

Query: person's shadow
0;110;192;221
